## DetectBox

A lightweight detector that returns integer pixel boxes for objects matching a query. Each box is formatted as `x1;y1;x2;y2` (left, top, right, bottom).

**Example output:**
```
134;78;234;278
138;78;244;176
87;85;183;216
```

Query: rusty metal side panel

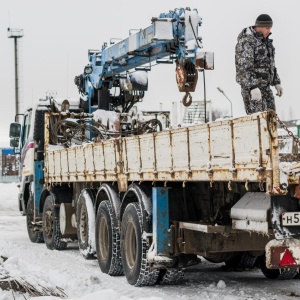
260;115;273;165
124;113;275;183
75;147;85;178
103;140;117;179
155;132;172;173
53;151;62;181
122;139;128;176
268;115;280;190
44;111;279;186
93;142;106;180
233;114;274;183
233;117;260;169
171;128;189;172
125;136;141;176
44;153;50;183
68;148;77;181
60;149;69;180
204;120;235;182
189;125;210;171
84;145;95;177
210;121;232;171
138;134;155;180
47;151;55;181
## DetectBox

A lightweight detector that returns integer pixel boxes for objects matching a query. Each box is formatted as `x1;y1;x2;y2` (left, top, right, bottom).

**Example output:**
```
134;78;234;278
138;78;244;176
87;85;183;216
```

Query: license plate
282;212;300;226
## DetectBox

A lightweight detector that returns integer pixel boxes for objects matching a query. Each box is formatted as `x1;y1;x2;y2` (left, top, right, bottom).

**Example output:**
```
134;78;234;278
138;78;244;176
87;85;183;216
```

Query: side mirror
196;51;214;70
10;138;19;148
9;122;21;138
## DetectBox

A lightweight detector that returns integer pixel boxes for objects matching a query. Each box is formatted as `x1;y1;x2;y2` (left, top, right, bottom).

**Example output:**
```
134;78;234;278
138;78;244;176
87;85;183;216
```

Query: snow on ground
1;183;300;300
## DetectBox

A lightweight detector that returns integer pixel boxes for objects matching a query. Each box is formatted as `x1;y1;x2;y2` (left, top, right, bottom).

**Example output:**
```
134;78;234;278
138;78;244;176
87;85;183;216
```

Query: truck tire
95;200;123;276
157;269;184;285
26;197;44;243
121;202;159;286
43;195;67;250
257;254;298;280
225;252;257;270
77;190;96;259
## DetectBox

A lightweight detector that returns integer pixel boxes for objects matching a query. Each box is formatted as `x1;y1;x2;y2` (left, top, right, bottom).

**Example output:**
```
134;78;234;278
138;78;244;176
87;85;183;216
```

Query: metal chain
270;110;300;146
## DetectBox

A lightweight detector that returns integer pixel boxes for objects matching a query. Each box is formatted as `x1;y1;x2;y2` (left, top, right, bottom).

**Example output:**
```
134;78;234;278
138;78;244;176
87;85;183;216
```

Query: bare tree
211;107;228;121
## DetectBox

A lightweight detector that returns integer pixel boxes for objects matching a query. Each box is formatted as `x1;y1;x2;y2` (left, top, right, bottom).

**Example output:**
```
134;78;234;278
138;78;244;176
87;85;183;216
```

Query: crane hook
182;92;192;107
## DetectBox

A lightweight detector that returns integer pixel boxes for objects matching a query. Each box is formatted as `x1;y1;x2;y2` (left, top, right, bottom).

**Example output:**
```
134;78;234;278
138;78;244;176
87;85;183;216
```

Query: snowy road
0;183;300;300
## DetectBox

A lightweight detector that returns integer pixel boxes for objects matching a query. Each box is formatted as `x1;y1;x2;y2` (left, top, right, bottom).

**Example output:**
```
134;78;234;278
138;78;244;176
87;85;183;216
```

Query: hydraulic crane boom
75;7;213;113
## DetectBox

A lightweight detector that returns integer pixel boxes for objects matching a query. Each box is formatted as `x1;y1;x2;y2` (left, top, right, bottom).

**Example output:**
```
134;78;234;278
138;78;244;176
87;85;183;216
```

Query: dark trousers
241;86;275;115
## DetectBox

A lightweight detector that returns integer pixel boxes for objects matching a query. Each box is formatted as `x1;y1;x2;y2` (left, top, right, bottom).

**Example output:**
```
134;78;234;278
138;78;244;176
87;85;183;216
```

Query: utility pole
8;28;24;122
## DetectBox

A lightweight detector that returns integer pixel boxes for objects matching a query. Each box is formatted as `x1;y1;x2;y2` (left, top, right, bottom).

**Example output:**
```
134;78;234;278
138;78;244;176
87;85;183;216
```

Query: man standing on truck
235;14;283;114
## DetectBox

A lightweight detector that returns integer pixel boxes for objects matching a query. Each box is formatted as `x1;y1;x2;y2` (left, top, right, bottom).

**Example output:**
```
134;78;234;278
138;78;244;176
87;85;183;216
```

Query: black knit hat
255;14;273;27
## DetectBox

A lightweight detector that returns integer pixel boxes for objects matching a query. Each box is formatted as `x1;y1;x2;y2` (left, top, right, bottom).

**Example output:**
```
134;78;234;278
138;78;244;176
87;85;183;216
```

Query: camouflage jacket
235;26;280;90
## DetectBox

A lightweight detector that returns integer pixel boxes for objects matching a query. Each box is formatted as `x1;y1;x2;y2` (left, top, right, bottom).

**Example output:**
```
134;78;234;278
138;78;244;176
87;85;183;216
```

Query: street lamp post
217;87;233;118
8;28;24;121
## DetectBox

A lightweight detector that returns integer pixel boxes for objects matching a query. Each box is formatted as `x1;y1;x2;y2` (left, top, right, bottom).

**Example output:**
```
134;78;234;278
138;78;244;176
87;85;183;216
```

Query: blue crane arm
75;7;213;113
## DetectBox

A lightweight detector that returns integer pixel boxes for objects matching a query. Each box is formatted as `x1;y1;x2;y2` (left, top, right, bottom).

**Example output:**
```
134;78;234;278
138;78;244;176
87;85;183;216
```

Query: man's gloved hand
275;84;283;97
250;88;262;101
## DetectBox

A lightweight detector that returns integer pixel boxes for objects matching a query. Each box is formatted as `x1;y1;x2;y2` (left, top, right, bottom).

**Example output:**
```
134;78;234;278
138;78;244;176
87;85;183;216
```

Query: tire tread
97;200;123;276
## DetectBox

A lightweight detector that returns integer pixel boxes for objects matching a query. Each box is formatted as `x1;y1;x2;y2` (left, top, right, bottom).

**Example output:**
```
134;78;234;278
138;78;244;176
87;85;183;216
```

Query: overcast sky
1;0;299;144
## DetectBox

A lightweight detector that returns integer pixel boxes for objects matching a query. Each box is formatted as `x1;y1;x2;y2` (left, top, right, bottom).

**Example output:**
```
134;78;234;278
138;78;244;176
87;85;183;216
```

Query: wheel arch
39;188;50;214
79;187;97;213
40;184;73;214
76;187;97;258
95;183;121;220
22;182;30;212
120;183;152;233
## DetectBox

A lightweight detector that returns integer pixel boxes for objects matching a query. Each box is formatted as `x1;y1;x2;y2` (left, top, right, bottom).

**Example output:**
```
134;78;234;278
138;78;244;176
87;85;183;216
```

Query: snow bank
33;289;149;300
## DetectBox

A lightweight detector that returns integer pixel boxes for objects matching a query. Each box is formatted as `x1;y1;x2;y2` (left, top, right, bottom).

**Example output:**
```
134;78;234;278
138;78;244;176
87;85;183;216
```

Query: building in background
171;100;212;126
0;148;19;183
